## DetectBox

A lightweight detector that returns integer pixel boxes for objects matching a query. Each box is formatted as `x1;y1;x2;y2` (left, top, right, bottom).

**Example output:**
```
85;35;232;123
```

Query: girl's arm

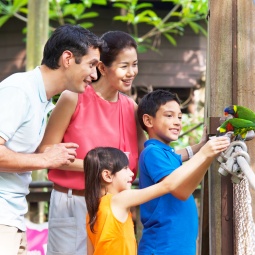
87;236;94;255
37;91;84;172
111;136;229;221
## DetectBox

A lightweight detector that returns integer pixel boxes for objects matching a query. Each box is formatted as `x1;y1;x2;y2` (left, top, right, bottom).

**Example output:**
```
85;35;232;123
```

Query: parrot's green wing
218;118;255;138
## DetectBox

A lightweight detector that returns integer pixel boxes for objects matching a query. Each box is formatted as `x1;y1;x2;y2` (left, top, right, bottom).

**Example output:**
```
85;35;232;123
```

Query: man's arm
0;137;78;173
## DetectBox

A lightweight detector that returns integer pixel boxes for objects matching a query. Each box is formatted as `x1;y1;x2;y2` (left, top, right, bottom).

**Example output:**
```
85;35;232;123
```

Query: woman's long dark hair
84;147;129;233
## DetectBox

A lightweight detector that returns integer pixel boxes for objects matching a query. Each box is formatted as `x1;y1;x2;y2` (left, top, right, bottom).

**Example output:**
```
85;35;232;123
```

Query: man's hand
43;143;79;169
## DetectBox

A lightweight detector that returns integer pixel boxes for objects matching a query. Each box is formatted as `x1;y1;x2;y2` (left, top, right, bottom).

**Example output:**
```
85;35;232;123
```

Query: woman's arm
37;91;84;172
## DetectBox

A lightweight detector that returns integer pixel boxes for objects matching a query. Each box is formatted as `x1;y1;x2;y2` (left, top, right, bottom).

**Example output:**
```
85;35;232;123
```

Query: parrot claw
243;130;255;141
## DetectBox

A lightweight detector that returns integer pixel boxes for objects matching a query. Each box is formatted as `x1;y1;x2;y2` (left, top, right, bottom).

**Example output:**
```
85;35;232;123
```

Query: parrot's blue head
224;105;237;117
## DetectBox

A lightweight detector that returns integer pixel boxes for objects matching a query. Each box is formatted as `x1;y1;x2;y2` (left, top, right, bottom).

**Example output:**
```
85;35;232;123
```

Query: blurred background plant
0;0;208;51
170;113;204;150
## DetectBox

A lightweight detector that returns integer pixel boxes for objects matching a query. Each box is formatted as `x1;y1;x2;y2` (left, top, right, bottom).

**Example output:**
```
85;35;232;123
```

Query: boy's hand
201;136;230;158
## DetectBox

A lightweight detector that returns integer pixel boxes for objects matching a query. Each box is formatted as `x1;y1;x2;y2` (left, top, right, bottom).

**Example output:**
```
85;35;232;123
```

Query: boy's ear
143;114;153;128
101;169;113;183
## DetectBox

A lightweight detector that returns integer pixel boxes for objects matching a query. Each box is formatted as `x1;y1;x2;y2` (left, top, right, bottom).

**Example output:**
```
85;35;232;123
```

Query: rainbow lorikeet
217;117;255;139
224;105;255;123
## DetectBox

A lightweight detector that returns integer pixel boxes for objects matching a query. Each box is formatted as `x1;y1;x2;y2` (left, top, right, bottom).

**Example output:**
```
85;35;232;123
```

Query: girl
84;141;229;254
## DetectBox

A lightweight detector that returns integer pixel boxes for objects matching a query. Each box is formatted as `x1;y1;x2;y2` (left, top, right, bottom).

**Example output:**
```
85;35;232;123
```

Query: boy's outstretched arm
166;136;230;200
112;136;230;211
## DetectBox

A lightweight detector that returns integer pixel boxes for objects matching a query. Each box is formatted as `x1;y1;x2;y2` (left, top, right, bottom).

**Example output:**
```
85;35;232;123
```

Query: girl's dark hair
96;30;137;80
137;89;181;131
41;24;105;69
84;147;129;233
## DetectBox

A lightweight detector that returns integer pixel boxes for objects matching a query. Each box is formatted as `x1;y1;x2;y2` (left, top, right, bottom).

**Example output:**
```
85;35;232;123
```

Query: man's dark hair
41;24;104;69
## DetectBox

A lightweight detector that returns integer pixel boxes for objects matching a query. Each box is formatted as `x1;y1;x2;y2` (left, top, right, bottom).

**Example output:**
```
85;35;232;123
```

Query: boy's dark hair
41;24;105;69
84;147;129;233
96;30;137;80
137;89;181;131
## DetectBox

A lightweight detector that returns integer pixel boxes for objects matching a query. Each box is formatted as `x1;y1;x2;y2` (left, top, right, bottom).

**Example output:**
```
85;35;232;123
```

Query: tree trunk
26;0;49;224
26;0;49;71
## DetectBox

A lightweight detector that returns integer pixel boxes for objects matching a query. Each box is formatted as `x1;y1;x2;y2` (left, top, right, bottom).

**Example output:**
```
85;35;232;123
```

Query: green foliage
0;0;107;29
48;0;106;29
0;0;208;51
111;0;208;51
0;0;28;26
170;113;204;150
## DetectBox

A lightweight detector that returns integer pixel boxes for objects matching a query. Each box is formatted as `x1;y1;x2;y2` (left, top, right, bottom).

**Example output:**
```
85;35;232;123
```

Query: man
0;24;103;255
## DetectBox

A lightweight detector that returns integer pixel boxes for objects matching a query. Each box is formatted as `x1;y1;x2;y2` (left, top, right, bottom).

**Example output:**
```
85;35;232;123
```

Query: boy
137;89;229;255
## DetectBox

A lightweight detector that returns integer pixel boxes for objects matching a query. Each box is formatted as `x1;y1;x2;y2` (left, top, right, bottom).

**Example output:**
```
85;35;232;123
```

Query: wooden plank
138;61;206;75
207;0;233;254
0;46;26;60
134;74;200;88
138;49;206;62
198;173;209;255
237;0;255;225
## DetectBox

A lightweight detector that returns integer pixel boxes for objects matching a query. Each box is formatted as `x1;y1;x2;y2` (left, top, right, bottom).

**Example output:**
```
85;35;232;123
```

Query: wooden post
26;0;49;71
200;0;255;254
236;0;255;224
26;0;49;223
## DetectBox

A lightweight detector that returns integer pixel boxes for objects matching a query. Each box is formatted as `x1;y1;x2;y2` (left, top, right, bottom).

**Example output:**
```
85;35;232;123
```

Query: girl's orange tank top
86;193;137;255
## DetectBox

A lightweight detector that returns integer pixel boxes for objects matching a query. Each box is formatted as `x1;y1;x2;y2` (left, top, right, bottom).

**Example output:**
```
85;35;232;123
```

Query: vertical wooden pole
206;0;233;254
236;0;255;230
205;1;255;254
26;0;49;71
26;0;49;223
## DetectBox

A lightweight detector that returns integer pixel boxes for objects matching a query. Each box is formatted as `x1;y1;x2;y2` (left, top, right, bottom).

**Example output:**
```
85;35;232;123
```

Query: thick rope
234;176;255;255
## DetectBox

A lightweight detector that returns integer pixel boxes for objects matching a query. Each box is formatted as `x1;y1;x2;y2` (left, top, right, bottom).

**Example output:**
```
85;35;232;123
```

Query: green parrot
224;105;255;122
217;117;255;139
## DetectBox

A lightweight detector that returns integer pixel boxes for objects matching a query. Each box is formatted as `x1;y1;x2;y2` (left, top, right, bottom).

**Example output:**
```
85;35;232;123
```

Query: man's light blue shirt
0;67;54;231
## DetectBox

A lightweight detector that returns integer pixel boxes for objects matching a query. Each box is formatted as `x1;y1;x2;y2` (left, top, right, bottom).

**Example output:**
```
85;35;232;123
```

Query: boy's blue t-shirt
138;139;198;255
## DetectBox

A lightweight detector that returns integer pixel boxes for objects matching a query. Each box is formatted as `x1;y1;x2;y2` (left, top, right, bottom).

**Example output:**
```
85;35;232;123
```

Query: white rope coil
234;176;255;255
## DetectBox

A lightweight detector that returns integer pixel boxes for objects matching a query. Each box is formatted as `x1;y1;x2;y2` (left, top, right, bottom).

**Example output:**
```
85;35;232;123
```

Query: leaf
189;21;200;34
113;16;130;22
91;0;108;5
0;15;10;27
78;22;94;29
19;7;28;15
137;45;148;53
112;3;129;10
163;33;177;46
190;21;207;36
13;0;28;9
135;3;153;11
80;12;99;19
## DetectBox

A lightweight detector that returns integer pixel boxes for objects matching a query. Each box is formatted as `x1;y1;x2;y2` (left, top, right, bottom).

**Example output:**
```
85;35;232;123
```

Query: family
0;24;230;255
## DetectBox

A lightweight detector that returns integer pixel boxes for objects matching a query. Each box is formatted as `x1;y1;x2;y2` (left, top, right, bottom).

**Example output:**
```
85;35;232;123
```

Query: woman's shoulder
119;92;137;107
